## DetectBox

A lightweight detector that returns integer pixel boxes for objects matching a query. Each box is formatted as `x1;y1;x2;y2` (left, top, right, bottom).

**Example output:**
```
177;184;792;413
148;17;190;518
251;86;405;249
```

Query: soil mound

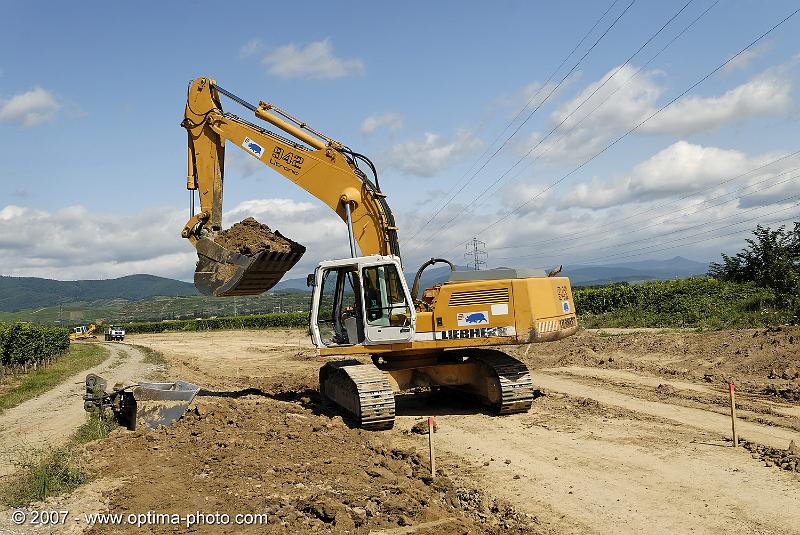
214;217;302;256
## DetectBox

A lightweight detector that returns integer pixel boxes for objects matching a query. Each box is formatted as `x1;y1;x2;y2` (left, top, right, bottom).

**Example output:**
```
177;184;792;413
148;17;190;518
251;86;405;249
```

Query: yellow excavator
70;323;99;341
181;76;578;429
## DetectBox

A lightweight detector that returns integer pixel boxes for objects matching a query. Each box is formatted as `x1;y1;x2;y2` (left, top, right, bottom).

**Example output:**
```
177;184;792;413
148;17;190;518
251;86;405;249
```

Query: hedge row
124;312;309;334
0;323;70;369
574;278;774;314
573;277;779;328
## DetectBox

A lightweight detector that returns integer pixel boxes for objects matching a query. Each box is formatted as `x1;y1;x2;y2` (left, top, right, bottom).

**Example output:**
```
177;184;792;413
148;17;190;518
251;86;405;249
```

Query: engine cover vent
448;288;509;307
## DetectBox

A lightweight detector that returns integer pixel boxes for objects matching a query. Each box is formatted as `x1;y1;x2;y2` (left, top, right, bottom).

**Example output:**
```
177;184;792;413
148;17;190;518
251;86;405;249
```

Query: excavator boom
182;77;399;296
177;76;578;431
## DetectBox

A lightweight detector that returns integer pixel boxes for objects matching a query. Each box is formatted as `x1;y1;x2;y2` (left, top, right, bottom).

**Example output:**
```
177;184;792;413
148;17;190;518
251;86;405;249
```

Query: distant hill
273;256;709;292
562;256;709;286
0;274;198;312
272;264;471;295
0;256;706;314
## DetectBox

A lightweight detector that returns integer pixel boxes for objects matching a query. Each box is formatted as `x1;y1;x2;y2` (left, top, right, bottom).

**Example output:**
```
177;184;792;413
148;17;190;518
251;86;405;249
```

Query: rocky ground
1;326;798;534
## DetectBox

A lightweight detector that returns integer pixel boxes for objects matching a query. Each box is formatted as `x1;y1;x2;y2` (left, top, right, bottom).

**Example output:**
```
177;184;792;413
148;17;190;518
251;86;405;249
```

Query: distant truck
105;326;125;342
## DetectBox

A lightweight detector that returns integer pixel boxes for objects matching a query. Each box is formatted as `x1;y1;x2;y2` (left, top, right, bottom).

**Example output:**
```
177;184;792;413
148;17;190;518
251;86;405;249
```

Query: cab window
362;264;411;328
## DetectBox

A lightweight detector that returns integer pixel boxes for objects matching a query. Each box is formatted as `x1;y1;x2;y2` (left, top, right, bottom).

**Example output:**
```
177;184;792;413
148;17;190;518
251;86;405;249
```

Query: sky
1;0;799;281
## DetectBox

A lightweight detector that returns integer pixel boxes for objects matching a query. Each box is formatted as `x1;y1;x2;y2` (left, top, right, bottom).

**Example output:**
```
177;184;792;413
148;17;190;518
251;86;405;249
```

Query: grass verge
0;343;110;414
1;413;117;507
127;344;169;381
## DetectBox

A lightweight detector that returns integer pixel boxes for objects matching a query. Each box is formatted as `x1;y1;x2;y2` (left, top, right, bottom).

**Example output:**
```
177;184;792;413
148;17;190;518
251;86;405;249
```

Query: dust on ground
214;217;302;256
4;326;800;534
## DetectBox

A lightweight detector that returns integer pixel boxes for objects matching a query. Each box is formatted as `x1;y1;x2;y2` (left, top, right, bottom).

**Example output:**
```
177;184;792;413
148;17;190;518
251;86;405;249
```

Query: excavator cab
310;256;415;348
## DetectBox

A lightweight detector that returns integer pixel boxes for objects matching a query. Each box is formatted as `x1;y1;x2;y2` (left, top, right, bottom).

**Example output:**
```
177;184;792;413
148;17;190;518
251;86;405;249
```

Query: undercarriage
319;349;534;430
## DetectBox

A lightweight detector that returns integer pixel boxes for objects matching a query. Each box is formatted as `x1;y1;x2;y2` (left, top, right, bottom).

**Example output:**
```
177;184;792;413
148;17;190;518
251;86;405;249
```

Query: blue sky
1;1;799;280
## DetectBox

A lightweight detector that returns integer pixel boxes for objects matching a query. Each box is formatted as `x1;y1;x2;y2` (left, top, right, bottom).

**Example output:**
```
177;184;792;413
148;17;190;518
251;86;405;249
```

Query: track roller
456;349;535;415
319;360;395;430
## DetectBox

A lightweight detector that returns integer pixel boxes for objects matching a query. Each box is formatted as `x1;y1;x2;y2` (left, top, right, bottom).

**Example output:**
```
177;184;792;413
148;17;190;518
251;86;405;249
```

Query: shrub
124;312;309;334
573;278;781;329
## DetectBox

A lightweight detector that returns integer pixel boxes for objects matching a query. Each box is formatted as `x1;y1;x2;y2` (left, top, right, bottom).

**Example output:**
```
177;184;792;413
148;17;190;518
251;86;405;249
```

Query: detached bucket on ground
84;374;201;431
193;217;306;297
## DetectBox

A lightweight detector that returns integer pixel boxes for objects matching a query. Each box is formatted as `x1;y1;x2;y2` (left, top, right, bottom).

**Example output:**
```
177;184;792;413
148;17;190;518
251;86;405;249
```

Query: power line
492;161;800;253
405;0;637;246
465;237;488;270
496;195;800;264
437;5;800;256
564;209;800;266
495;185;800;261
404;0;622;243
409;0;699;253
467;0;721;215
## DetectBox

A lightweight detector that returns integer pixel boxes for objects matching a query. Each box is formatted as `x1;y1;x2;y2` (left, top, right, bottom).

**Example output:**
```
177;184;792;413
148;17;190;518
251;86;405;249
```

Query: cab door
361;262;415;344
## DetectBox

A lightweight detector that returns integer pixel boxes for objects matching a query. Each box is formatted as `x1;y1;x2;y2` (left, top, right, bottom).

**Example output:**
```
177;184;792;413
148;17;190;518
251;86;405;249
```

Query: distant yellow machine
69;323;98;341
180;77;578;429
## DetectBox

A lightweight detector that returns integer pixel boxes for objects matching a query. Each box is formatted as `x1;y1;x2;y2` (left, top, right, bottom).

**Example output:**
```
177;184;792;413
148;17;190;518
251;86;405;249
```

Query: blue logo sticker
242;137;264;158
562;301;570;313
457;311;490;326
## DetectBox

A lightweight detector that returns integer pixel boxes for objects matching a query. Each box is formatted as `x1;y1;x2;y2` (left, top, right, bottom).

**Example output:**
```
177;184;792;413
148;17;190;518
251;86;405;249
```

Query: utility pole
464;237;487;270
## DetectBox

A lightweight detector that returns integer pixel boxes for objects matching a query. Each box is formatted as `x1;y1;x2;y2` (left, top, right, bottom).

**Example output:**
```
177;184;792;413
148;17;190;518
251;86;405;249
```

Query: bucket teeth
320;361;395;430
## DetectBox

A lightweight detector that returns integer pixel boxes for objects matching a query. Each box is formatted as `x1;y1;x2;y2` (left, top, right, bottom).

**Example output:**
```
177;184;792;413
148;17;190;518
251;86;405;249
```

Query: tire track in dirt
535;372;800;449
0;344;155;478
547;366;800;419
424;408;800;535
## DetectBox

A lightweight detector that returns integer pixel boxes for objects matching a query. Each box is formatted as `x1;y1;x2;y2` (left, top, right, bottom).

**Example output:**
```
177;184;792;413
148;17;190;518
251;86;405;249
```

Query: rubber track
320;361;395;430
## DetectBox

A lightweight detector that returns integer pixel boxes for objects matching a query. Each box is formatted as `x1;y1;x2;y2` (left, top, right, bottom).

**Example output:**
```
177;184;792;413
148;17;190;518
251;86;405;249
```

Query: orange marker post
729;383;738;447
428;416;436;476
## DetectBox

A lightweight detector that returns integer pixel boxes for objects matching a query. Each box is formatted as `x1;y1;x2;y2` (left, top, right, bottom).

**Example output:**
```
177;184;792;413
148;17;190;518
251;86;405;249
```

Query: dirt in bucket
214;217;302;256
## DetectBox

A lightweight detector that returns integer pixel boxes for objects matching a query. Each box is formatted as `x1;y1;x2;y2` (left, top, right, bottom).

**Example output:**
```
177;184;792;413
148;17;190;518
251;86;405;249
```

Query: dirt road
0;343;156;478
5;327;798;534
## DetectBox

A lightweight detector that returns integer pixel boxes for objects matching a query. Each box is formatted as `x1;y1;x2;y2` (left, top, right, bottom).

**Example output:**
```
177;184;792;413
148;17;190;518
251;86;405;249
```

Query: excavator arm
181;76;400;295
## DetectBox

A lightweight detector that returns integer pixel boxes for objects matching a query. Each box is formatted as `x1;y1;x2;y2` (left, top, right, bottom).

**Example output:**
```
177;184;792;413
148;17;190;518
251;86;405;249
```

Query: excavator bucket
84;374;201;431
193;219;306;297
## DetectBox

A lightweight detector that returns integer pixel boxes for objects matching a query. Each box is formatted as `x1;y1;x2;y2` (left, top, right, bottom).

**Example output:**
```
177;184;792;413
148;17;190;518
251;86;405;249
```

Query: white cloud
227;148;265;178
360;112;403;136
528;65;793;164
262;39;364;80
528;65;664;163
0;199;349;281
564;141;800;210
722;42;771;73
0;87;60;128
642;71;792;135
239;38;263;58
497;75;580;116
382;130;483;177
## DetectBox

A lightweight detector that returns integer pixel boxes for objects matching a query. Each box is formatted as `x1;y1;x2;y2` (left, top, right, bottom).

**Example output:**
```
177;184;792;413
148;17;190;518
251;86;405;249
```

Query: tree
708;223;800;311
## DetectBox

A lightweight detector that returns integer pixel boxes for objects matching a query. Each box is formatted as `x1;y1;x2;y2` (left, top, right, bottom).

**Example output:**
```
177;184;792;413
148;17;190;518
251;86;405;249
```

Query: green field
0;291;313;327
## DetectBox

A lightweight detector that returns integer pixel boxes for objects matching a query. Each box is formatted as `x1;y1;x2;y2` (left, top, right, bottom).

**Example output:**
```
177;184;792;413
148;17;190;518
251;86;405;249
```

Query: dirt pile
84;391;540;534
515;326;800;397
742;439;800;473
214;217;301;256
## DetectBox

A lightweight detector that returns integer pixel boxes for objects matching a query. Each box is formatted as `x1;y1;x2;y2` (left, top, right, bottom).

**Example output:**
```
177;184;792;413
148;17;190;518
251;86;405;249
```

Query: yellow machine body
180;76;579;429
